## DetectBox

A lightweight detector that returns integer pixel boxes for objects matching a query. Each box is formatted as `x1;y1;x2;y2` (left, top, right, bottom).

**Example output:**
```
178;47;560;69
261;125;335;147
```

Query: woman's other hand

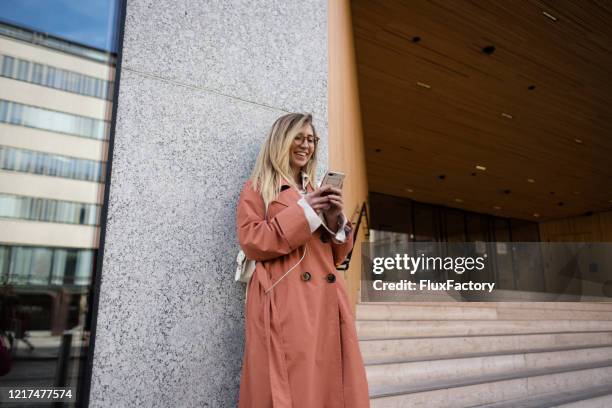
304;185;333;212
322;187;343;231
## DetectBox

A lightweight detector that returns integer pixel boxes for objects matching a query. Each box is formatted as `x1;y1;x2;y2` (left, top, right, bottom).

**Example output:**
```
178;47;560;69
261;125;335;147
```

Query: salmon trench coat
236;177;370;408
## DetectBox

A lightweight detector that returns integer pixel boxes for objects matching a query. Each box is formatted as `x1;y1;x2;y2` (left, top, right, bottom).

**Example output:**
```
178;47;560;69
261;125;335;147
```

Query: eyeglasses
294;134;320;146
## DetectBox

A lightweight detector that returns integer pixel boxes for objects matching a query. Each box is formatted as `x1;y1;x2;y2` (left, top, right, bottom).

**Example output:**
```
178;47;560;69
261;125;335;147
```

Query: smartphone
320;171;345;190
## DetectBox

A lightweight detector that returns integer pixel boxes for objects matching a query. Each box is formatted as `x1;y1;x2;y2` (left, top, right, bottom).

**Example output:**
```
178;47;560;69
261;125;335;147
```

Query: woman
236;113;370;407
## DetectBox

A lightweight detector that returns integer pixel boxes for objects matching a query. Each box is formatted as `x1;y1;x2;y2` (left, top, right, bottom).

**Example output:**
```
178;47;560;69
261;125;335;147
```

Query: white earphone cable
264;244;307;294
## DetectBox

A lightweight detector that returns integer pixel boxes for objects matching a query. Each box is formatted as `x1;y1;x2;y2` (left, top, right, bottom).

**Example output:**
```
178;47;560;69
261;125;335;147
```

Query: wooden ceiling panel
351;0;612;221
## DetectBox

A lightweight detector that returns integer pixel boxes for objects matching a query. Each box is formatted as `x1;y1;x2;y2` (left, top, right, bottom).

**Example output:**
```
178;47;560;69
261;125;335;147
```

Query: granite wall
90;1;328;406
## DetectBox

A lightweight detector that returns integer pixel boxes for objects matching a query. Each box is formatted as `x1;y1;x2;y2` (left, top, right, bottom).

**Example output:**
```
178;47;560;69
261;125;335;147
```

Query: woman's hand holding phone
322;187;343;231
304;178;345;232
304;185;334;212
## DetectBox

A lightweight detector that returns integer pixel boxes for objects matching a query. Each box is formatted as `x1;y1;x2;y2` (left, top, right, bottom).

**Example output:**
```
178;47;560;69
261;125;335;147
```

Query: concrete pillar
90;1;328;406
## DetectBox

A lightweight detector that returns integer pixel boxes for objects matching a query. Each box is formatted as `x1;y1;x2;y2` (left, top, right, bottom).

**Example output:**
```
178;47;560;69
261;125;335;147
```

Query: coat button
326;273;336;283
320;233;330;243
301;272;311;281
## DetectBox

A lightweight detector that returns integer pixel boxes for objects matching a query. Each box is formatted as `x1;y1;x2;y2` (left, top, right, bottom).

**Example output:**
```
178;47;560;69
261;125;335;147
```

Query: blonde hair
250;113;319;211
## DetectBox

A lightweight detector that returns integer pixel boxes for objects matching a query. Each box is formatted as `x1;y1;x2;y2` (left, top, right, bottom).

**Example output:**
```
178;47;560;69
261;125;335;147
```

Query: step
356;319;612;340
555;393;612;408
359;301;612;312
356;304;612;321
357;304;498;320
471;383;612;407
369;362;612;407
366;346;612;390
360;332;612;364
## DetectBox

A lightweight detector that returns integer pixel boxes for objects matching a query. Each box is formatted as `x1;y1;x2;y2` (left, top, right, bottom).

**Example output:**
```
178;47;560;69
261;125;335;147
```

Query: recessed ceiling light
574;138;583;144
454;198;463;203
493;205;502;210
476;165;486;171
482;45;495;55
542;11;558;22
533;213;540;217
412;36;421;43
528;85;536;90
527;178;535;183
501;112;513;119
417;81;431;89
405;188;414;193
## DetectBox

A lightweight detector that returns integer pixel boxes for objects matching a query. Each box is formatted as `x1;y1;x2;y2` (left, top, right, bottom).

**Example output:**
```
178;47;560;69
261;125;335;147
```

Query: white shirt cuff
297;197;322;233
331;213;349;243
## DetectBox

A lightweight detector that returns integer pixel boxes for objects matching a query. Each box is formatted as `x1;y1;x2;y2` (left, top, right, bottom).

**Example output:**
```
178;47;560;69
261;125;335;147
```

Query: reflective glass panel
0;1;122;405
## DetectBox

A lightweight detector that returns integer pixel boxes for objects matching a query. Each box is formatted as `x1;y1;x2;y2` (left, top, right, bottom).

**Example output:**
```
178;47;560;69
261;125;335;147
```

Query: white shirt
295;171;349;243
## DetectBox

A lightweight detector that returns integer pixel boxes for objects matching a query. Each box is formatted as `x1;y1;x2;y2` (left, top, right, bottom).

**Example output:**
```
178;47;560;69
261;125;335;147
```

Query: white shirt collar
300;171;310;191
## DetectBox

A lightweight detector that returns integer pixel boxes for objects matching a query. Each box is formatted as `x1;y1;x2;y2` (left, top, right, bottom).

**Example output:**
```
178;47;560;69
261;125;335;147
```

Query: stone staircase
356;301;612;407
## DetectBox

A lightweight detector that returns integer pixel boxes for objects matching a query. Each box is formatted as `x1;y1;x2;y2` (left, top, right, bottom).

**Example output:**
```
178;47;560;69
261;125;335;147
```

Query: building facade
0;19;116;402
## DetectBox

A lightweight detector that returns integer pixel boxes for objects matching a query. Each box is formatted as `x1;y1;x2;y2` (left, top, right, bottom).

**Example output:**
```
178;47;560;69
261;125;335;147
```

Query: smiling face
289;123;316;172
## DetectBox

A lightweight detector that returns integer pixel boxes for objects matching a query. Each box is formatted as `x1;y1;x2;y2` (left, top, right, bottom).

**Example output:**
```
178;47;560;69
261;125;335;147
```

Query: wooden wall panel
329;0;370;310
540;210;612;242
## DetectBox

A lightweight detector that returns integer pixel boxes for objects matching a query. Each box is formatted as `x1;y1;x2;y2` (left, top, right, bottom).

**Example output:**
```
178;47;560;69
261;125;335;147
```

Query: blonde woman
236;113;370;407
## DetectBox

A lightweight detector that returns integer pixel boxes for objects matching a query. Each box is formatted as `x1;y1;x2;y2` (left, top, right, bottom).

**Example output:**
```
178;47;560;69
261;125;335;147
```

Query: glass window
9;246;32;284
29;248;52;285
45;66;56;87
444;209;466;242
74;250;93;285
62;249;78;284
369;192;413;234
34;151;44;173
54;67;64;88
0;55;110;99
0;147;104;183
5;147;16;168
51;249;67;285
0;100;108;139
9;101;23;124
0;194;103;226
32;62;44;84
101;79;109;99
75;73;83;94
1;55;15;77
466;213;490;242
93;78;101;98
0;246;9;282
105;80;114;100
84;76;93;96
17;149;31;172
0;99;8;121
16;59;30;81
0;194;16;218
66;70;75;91
413;202;439;242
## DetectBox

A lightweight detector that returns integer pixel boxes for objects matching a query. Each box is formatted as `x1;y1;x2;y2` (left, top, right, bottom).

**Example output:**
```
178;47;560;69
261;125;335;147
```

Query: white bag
235;249;256;283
